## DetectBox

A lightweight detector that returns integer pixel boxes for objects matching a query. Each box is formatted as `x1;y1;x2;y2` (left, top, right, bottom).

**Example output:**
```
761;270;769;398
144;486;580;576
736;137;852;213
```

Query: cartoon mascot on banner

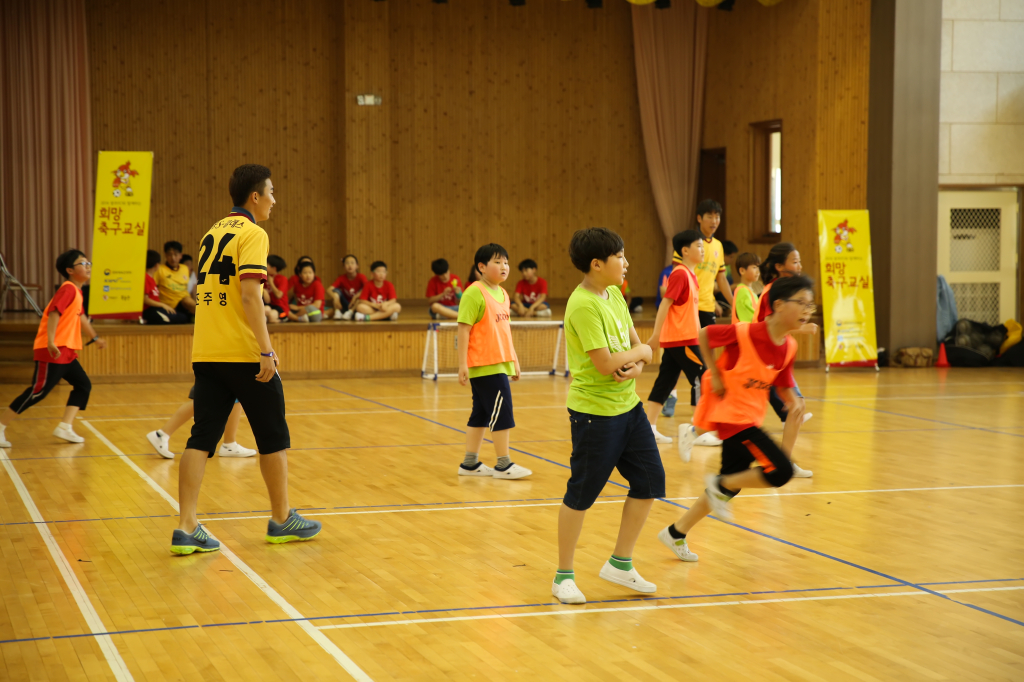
112;161;139;198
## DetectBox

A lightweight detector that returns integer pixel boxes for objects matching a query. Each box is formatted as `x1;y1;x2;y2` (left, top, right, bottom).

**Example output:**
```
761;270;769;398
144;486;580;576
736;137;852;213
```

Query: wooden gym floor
0;368;1022;681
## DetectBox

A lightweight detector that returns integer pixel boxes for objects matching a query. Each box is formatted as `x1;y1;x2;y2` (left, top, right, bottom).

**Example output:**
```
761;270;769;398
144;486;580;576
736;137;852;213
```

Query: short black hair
518;258;537;271
296;261;316;275
431;258;449;275
735;252;761;273
229;164;271;207
296;255;313;266
768;274;814;310
696;199;723;217
722;240;738;255
672;229;703;255
473;244;509;275
342;254;359;265
267;255;286;272
55;249;86;280
180;253;193;263
370;260;387;271
569;228;624;273
146;249;162;269
164;241;183;254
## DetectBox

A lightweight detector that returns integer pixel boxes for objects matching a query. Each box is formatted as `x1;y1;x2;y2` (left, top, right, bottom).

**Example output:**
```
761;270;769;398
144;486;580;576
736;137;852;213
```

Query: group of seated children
261;254;401;323
142;242;196;324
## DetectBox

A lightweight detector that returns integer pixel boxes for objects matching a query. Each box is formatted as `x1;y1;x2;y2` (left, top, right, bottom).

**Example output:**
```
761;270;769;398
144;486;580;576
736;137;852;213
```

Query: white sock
59;422;72;429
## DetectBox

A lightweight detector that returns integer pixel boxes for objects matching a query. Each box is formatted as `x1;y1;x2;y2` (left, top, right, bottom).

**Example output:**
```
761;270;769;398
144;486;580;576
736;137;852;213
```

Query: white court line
317;585;1024;631
192;483;1024;523
80;420;373;682
0;449;134;681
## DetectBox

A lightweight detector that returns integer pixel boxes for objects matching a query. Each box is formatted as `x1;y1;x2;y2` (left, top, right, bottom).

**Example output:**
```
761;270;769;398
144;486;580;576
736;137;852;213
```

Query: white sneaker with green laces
598;562;656;593
552;578;586;604
657;526;699;562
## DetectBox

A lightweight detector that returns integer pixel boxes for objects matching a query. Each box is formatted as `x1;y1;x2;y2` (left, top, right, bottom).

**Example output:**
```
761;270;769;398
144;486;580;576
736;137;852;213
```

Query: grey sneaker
661;393;678;418
170;524;221;555
266;509;322;544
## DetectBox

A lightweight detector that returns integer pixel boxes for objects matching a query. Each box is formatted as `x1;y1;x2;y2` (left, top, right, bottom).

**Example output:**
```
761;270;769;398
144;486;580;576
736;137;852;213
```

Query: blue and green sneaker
170;524;221;555
266;509;322;544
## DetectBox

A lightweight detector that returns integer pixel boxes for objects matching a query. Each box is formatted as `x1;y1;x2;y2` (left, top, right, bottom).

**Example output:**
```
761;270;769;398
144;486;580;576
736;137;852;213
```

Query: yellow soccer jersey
156;263;191;307
191;210;269;363
694;235;725;313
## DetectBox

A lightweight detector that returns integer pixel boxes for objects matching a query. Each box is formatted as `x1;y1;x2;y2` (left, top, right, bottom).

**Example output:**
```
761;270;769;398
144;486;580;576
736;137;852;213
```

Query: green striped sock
609;555;632;571
554;569;575;585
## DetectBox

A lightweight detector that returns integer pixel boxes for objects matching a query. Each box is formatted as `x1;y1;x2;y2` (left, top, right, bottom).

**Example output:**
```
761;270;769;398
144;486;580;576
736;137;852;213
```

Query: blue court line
2;576;1021;646
0;494;631;528
319;381;1024;630
807;398;1024;440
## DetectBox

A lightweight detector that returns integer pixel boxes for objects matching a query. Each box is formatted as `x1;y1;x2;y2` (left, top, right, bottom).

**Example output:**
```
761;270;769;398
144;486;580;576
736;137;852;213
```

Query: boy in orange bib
456;244;531;480
0;250;106;447
657;275;816;561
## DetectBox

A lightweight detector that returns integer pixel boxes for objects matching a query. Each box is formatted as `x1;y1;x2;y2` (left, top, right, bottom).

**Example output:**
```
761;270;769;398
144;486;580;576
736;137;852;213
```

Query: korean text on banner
89;151;154;318
817;210;879;368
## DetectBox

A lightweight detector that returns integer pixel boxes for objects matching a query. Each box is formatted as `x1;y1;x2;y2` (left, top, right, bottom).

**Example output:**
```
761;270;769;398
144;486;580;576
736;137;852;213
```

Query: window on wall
750;120;782;242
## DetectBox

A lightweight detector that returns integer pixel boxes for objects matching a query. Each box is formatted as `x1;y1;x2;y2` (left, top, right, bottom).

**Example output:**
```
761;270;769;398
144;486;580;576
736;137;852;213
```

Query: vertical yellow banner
89;151;154;318
817;210;879;368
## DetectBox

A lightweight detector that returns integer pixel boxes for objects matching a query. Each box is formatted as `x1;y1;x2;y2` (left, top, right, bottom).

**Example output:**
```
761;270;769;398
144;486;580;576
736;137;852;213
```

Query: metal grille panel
950;282;1001;325
949;208;1000;272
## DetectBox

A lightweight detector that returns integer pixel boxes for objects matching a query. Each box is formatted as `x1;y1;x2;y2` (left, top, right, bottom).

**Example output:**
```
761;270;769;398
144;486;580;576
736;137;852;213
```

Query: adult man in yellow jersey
170;164;321;555
693;199;734;328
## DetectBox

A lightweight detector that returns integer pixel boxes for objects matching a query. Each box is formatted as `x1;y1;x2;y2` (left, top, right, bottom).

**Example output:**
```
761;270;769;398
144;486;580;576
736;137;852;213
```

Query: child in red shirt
426;258;462;320
142;249;189;324
263;254;289;324
288;261;324;322
1;250;107;448
511;258;551;317
656;275;816;564
329;254;367;321
355;260;402;321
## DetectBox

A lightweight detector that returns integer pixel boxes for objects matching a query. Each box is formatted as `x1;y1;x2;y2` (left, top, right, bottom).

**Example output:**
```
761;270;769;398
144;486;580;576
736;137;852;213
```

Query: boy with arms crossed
553;228;662;605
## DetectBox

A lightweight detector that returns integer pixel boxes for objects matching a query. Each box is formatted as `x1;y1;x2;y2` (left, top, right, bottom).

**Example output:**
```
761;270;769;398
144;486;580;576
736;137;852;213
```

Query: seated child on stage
355;261;402;321
263;255;289;324
551;227;661;606
156;240;196;317
143;249;190;324
329;254;367;321
659;275;817;563
511;259;551;317
426;258;462;320
456;244;531;480
644;230;706;446
288;255;314;295
0;250;106;448
731;252;761;323
288;260;324;322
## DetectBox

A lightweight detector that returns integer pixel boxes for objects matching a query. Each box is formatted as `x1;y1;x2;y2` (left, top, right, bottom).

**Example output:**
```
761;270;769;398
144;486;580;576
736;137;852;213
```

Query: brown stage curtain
632;3;708;263
0;0;92;308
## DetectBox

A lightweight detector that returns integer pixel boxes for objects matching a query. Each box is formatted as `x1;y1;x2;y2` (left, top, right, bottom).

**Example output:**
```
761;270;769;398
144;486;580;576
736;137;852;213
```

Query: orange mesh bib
34;282;83;352
466;281;515;367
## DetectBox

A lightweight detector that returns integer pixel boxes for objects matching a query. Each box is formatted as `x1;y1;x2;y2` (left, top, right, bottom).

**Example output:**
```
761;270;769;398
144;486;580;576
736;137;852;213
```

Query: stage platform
0;303;821;383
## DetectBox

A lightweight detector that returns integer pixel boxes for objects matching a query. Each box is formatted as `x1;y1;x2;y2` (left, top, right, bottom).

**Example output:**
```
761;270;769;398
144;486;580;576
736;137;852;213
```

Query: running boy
0;250;106;447
457;244;531;480
355;261;402;321
552;227;661;605
731;252;761;323
329;255;367;320
426;258;462;320
644;230;705;446
170;163;321;555
659;275;815;563
512;259;551;317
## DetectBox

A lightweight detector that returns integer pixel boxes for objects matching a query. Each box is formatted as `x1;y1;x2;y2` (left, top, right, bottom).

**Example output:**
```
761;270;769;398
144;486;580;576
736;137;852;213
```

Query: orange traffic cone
935;343;950;368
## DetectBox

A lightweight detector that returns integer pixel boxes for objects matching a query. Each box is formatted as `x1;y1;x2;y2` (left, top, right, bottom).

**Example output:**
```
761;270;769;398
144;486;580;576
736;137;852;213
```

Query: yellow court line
316;585;1024;631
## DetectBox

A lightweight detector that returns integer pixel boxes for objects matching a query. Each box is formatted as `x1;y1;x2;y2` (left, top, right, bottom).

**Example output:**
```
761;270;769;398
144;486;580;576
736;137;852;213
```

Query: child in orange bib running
657;275;816;562
0;250;107;448
456;244;531;480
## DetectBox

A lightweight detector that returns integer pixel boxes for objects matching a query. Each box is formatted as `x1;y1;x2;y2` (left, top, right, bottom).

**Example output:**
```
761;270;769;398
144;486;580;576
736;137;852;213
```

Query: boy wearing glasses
659;275;816;563
0;250;106;447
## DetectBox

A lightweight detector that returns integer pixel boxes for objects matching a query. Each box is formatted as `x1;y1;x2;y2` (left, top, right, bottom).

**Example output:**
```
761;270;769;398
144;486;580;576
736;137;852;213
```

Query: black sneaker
170;524;221;555
266;509;322;544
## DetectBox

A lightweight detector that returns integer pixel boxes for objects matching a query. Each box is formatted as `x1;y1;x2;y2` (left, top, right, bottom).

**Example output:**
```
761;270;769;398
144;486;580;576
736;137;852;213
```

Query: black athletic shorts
699;310;717;328
467;372;515;432
648;345;705;406
186;362;290;456
720;426;793;488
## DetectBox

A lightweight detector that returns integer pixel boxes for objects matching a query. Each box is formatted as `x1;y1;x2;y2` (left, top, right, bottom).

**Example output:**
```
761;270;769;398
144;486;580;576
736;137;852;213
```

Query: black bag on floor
942;319;1007;367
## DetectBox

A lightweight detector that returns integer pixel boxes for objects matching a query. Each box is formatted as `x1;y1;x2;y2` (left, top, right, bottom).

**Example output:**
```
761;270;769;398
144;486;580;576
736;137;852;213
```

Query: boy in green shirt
552;228;662;605
456;244;532;480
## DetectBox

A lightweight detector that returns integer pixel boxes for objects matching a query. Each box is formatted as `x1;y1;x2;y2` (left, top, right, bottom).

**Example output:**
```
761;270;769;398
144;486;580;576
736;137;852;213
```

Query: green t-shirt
564;284;641;416
734;283;758;323
457;283;516;379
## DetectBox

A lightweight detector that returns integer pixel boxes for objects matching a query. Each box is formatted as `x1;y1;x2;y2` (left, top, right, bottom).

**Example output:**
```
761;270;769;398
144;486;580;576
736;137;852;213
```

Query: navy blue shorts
563;402;666;510
468;372;515;432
